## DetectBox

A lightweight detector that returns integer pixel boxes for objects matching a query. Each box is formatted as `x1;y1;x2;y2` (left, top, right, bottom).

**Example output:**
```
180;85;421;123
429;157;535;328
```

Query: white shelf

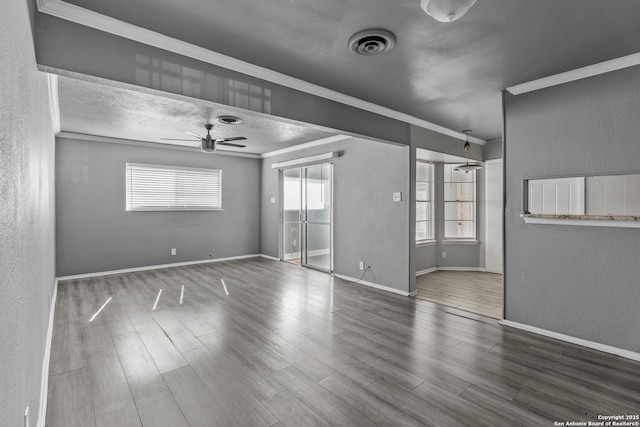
521;213;640;229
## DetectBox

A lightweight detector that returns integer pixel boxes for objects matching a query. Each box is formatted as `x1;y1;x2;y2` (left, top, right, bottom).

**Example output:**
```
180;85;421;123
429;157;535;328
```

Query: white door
485;160;503;274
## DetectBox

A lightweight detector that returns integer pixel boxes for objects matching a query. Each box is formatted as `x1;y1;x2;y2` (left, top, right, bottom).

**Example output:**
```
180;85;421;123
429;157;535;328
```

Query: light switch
270;197;276;204
392;192;402;202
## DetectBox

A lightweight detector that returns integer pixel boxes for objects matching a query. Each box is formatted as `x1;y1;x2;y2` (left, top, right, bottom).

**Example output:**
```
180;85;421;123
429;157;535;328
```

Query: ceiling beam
36;0;485;145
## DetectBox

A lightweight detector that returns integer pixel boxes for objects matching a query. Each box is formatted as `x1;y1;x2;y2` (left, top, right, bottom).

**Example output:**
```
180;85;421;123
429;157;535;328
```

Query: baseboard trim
437;267;486;272
416;267;438;276
259;254;280;261
56;254;264;281
499;319;640;362
333;273;410;296
37;278;58;427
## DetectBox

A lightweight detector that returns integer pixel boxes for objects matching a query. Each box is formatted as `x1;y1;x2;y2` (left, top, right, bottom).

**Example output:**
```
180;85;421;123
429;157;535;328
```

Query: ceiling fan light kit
420;0;477;23
454;130;482;173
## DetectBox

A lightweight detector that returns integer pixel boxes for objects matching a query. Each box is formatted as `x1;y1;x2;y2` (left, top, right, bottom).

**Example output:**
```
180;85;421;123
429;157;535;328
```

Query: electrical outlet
270;197;276;204
171;248;177;256
359;261;364;270
442;251;447;259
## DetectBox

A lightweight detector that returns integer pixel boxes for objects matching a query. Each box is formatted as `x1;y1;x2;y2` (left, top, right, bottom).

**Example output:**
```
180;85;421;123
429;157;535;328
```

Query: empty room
2;0;640;426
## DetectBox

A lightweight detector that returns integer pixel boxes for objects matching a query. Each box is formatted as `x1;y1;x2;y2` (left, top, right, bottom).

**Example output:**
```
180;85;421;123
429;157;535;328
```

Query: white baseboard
37;278;58;427
259;254;280;261
437;267;486;272
56;254;264;281
333;273;411;297
499;319;640;362
416;267;437;276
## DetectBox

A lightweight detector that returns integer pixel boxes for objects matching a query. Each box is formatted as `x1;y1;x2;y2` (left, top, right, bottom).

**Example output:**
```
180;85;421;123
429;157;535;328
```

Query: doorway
281;163;333;272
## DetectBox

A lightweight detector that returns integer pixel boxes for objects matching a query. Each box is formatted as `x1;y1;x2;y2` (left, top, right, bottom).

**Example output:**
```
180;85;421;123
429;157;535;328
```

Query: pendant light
454;130;482;173
420;0;477;23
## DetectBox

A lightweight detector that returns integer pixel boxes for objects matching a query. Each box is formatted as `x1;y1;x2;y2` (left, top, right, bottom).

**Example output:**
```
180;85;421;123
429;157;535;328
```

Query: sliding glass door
282;163;332;272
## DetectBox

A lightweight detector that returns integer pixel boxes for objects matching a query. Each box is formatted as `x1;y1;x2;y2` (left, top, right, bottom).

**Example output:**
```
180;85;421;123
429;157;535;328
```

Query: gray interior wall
261;137;411;293
504;65;640;353
483;139;503;161
56;138;261;276
36;13;410;146
0;0;56;425
415;244;437;272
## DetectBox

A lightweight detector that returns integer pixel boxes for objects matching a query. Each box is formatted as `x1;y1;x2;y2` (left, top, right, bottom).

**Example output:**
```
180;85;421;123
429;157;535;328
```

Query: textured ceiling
60;0;640;141
57;76;336;155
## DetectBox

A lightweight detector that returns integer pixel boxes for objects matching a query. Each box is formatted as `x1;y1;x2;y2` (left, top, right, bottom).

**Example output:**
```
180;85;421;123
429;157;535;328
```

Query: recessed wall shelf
521;213;640;229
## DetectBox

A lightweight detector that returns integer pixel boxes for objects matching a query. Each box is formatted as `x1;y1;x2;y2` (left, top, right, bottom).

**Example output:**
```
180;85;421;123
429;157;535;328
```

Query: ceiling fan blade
214;136;247;142
216;142;246;148
184;131;204;140
160;138;201;141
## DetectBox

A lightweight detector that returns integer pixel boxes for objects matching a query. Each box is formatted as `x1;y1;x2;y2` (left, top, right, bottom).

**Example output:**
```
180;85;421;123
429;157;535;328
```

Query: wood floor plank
151;310;203;353
319;375;426;427
49;258;640;427
46;369;95;427
134;319;188;373
88;349;141;427
136;390;189;427
112;332;168;401
271;366;378;427
260;390;330;427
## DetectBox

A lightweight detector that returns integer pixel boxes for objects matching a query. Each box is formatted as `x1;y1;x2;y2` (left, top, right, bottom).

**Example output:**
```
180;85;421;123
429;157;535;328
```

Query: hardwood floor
47;258;640;426
416;271;503;319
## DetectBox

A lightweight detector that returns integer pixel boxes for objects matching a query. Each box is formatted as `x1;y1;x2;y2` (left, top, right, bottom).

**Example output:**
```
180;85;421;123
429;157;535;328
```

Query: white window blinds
126;163;222;211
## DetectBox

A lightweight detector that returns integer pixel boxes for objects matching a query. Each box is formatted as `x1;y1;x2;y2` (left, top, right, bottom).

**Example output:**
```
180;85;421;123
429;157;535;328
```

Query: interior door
281;163;332;272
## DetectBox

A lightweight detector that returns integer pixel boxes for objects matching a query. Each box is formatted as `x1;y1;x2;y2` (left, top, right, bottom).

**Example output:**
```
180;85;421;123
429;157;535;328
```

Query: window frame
125;162;223;212
416;160;435;244
443;163;477;240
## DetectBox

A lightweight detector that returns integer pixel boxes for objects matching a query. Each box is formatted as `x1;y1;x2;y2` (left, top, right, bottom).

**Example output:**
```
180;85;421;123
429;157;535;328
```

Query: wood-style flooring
416;271;503;319
47;258;640;426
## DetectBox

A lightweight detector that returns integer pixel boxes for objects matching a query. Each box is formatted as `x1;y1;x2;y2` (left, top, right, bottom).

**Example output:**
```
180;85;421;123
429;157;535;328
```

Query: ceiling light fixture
454;130;482;173
348;29;396;56
420;0;477;23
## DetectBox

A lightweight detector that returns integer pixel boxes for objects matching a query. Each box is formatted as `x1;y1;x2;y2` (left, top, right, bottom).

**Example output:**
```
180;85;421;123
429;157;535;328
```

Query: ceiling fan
161;124;247;153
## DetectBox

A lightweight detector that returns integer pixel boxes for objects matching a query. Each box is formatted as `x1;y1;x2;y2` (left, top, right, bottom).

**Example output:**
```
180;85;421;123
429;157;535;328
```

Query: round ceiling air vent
348;29;396;56
216;115;243;125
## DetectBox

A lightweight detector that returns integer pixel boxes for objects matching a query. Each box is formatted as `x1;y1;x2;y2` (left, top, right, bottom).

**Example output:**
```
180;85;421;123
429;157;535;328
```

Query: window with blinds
444;164;476;239
416;160;434;242
126;163;222;211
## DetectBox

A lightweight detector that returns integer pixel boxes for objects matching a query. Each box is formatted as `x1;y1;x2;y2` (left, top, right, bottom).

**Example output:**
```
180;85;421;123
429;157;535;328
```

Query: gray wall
0;0;56;425
504;65;640;353
410;127;485;275
56;138;261;276
483;139;503;161
261;137;411;293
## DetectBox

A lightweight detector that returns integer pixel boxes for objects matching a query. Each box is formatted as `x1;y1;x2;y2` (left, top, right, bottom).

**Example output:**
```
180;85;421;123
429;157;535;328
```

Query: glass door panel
282;163;332;271
302;163;332;271
282;168;301;264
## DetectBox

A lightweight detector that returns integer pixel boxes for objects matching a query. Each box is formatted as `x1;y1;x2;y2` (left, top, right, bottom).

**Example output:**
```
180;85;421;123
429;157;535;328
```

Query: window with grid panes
416;161;434;242
444;164;476;239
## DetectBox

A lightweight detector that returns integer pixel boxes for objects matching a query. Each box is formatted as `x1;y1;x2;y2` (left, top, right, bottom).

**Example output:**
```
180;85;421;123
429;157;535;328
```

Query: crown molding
261;135;350;158
507;52;640;95
57;131;262;158
36;0;485;145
